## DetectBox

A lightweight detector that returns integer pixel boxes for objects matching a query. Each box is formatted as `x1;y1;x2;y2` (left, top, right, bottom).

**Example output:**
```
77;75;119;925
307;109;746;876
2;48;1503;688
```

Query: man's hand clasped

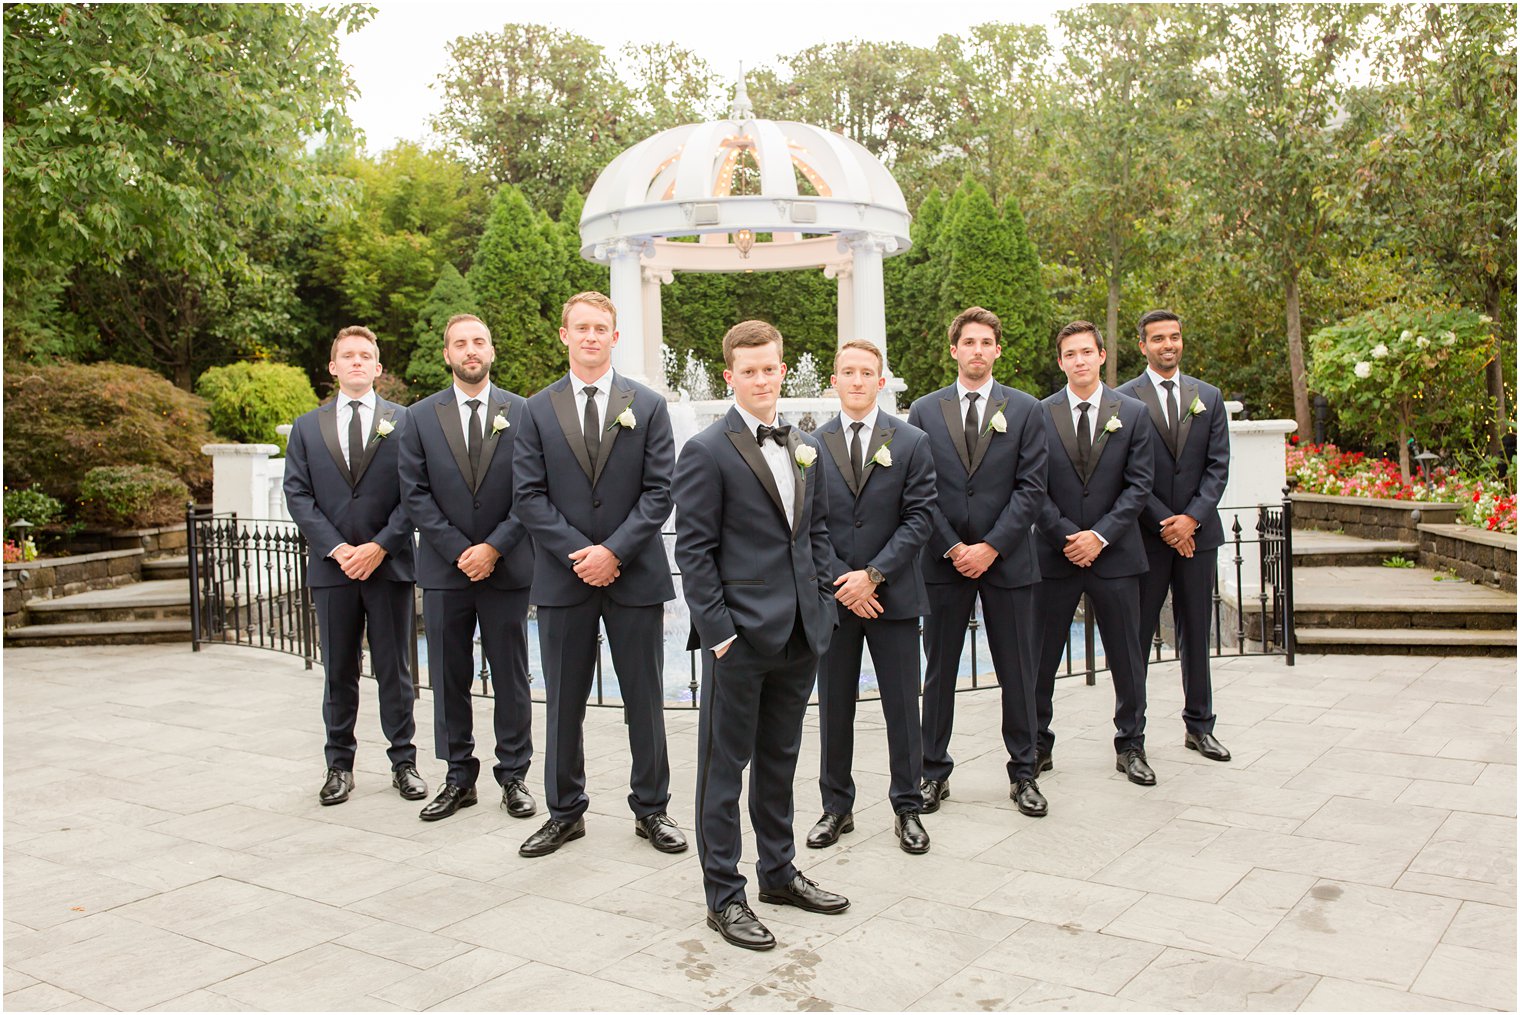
833;569;883;619
1159;514;1197;558
456;542;502;582
333;541;388;581
950;541;999;579
569;544;621;587
1062;530;1104;567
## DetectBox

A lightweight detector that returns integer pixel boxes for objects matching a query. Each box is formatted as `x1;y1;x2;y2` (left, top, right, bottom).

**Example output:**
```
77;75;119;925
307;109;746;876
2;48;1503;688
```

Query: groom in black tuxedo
512;292;686;858
283;325;423;806
674;320;848;951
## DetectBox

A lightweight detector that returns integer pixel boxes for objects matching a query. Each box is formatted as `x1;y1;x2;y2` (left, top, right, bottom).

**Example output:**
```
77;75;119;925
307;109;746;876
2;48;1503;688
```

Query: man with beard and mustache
398;313;538;822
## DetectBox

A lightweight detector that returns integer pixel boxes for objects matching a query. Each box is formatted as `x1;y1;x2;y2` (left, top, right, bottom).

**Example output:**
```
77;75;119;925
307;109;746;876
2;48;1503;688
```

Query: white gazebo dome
579;77;912;406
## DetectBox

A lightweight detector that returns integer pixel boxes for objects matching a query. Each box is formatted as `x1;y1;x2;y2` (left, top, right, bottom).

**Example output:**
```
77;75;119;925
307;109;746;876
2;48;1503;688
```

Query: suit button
967;487;974;497
855;520;863;528
474;501;482;509
1083;489;1090;497
593;499;602;508
352;492;359;499
1176;466;1183;475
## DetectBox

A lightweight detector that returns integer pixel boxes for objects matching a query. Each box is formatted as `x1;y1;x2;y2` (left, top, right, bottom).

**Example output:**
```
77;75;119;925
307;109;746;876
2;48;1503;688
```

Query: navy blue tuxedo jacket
1034;387;1155;580
673;407;836;657
814;412;935;620
1116;372;1230;553
906;381;1046;588
398;384;534;591
283;396;414;587
513;372;677;608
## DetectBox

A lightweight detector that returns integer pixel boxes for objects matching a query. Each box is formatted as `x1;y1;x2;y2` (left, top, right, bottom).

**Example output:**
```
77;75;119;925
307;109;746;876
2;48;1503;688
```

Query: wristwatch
865;565;885;586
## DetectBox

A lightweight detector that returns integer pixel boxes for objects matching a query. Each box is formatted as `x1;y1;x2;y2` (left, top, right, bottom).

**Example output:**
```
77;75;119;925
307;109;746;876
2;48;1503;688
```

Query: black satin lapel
1049;398;1083;480
726;429;788;529
821;425;857;497
593;382;635;487
939;395;971;474
1086;395;1122;482
786;430;806;538
549;382;593;480
858;423;893;491
472;389;507;491
435;396;473;487
318;403;353;485
1177;378;1200;456
351;404;394;487
1135;378;1175;458
969;397;1006;476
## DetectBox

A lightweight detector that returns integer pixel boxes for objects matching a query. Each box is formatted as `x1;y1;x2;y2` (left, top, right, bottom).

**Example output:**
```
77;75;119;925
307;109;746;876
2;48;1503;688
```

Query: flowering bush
3;539;37;564
1287;442;1516;533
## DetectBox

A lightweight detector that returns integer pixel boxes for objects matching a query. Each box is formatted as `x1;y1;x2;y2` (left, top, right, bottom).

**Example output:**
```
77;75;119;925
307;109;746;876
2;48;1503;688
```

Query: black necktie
347;399;364;479
1161;379;1180;446
964;392;980;460
583;385;601;465
756;423;791;447
1076;401;1092;470
850;421;866;488
465;398;483;480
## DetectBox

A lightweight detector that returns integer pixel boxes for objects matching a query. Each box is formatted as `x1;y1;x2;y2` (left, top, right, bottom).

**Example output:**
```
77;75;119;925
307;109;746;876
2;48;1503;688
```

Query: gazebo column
825;261;854;347
641;266;673;392
843;232;904;412
604;237;652;385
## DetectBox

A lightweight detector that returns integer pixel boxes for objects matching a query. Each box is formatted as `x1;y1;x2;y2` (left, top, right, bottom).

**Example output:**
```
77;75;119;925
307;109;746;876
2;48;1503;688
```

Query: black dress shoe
1185;732;1232;762
805;811;854;849
1117;748;1157;786
1011;779;1048;817
319;768;353;806
635;812;688;853
758;873;850;914
519;816;586;857
1037;750;1054;773
392;764;427;801
501;778;537;818
419;784;478;821
706;900;776;951
919;778;950;814
894;811;930;854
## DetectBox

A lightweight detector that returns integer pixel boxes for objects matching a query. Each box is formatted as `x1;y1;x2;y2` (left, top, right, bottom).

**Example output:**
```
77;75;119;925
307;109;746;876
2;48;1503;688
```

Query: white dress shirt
335;389;376;466
955;377;996;423
453;383;493;448
1146;366;1182;430
1065;383;1109;546
570;367;614;434
836;405;881;443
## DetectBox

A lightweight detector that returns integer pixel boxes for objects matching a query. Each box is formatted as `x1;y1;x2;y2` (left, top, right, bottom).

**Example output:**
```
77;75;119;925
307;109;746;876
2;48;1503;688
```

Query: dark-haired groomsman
807;340;936;854
1034;322;1156;789
284;325;424;806
907;307;1049;819
1118;310;1232;762
398;313;538;822
512;291;687;858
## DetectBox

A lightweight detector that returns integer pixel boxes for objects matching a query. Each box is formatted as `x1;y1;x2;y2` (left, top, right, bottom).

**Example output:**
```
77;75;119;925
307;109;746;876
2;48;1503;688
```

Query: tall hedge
467;184;564;395
195;361;318;451
406;263;479;395
4;361;214;502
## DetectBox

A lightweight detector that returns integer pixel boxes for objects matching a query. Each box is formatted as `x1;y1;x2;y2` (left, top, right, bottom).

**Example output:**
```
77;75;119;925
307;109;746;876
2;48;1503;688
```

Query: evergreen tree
888;187;953;401
466;185;562;394
406;264;478;394
555;187;611;307
999;197;1054;395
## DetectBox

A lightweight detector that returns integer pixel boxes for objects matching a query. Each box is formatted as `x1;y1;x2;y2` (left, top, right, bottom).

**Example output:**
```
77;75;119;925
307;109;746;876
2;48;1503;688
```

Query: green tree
466;185;562;394
406;264;479;395
554;187;610;307
3;3;368;385
887;187;953;400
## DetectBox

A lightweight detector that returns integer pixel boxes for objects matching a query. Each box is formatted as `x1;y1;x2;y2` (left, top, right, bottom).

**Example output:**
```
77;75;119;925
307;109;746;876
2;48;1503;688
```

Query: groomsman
1034;321;1156;789
283;326;424;806
907;307;1049;819
398;314;537;822
808;340;936;854
512;292;687;857
1118;310;1232;762
674;320;848;951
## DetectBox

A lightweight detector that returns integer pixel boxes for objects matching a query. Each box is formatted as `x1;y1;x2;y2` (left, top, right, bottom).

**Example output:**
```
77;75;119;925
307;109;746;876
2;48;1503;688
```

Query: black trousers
1035;571;1147;755
313;580;417;771
695;622;815;912
921;580;1039;783
537;595;671;822
1138;544;1219;735
423;585;533;789
817;610;922;815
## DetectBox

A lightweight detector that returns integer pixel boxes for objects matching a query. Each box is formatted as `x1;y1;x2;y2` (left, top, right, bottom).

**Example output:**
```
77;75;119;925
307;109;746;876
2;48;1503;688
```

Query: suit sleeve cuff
1093;530;1109;548
713;634;738;654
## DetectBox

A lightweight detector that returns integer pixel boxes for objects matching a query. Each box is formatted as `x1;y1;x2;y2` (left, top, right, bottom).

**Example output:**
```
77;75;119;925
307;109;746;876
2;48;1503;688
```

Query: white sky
341;0;1074;152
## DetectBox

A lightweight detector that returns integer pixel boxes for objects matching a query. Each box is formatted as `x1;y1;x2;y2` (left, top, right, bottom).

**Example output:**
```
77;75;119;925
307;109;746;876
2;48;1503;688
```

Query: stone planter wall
2;548;144;605
1290;493;1460;543
60;523;188;559
1417;523;1518;592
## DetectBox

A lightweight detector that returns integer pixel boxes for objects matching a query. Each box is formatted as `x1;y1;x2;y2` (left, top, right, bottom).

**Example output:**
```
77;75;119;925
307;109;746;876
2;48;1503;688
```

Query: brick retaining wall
2;548;145;607
1291;493;1460;543
1417;523;1518;592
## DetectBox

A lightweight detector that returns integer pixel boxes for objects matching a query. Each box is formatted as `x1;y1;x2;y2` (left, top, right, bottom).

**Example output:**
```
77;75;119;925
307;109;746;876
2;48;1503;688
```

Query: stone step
3;619;192;647
1290;529;1418;568
1294;602;1515;631
1291;566;1515;632
1295;627;1516;657
142;556;189;581
24;579;190;625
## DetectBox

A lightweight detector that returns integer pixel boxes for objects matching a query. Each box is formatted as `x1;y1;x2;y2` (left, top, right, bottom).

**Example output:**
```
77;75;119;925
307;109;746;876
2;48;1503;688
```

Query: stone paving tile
713;982;865;1011
3;982;95;1010
1117;947;1319;1010
333;919;477;970
904;964;1037;1012
205;942;415;1010
145;987;265;1010
973;869;1143;931
1296;976;1490;1011
1001;979;1159;1011
979;921;1164;995
1411;942;1519;1010
1293;794;1450;851
1197;825;1419;887
347;871;523;933
438;892;665;973
1398;776;1518;817
364;947;526;1010
428;959;686;1010
1441;899;1517;953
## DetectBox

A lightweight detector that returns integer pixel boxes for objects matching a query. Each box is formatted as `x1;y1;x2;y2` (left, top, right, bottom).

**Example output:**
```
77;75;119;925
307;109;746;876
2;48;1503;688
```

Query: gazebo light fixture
735;228;755;258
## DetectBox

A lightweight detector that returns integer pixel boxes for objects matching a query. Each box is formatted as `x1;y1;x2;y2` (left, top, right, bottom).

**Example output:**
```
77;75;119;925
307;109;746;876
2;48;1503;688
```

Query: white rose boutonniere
1188;396;1206;417
490;412;509;437
613;406;637;430
871;443;892;468
374;418;395;440
795;445;817;469
985;409;1007;434
1097;414;1122;442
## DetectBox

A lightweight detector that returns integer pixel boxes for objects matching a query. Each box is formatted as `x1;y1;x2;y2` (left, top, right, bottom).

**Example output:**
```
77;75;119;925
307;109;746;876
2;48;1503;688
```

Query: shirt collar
1066;383;1105;409
569;367;615;394
734;402;781;436
1146;366;1180;391
339;389;377;411
956;377;995;402
837;405;880;432
454;383;490;407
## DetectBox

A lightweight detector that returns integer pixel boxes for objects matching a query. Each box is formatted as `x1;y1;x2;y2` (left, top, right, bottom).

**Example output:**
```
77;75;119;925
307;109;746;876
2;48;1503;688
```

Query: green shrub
195;362;318;451
3;361;215;503
3;487;64;529
77;466;189;529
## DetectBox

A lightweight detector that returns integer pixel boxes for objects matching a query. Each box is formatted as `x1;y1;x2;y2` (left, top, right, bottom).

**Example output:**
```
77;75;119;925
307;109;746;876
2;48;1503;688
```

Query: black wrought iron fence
187;496;1294;709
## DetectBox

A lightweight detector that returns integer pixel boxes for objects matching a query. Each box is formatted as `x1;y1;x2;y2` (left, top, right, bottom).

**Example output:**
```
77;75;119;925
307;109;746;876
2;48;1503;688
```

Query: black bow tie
756;423;792;447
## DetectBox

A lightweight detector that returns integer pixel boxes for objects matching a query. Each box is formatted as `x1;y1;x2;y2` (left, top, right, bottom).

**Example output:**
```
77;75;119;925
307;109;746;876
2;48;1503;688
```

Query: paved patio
3;643;1514;1011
